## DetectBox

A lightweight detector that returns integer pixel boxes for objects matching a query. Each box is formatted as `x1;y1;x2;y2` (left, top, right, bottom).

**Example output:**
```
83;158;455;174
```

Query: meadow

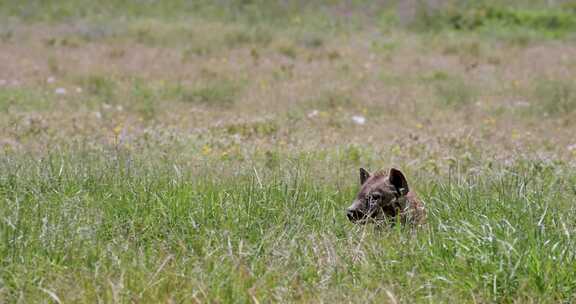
1;0;576;302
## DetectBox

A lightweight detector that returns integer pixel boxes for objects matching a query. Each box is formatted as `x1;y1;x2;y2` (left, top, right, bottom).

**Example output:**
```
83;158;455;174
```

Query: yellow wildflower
202;145;212;156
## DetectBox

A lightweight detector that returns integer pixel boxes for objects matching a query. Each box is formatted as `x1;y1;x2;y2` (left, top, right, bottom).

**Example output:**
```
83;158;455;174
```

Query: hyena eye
368;193;382;201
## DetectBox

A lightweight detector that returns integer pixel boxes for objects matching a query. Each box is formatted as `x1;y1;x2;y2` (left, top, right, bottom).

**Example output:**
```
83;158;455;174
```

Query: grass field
1;0;576;302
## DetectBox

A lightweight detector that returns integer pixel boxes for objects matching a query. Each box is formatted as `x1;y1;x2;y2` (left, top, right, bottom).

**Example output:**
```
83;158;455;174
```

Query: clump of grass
442;38;483;58
224;119;278;138
182;44;214;59
296;32;325;49
129;80;158;120
420;70;451;82
277;44;298;59
81;75;117;102
223;27;273;48
0;87;52;112
433;76;478;109
340;144;365;164
127;20;195;46
370;39;398;55
0;26;14;42
530;78;576;116
170;79;241;106
44;36;82;48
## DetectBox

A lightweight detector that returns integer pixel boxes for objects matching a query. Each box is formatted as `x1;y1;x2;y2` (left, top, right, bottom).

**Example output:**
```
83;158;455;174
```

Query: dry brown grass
1;19;575;168
2;4;576;302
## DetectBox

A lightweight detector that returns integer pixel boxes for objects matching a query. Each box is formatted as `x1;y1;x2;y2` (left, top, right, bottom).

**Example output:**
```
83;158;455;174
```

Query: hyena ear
389;168;409;196
359;168;371;185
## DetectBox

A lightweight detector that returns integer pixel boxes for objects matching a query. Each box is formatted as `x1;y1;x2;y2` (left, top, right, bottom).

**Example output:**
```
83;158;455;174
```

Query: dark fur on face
346;168;426;225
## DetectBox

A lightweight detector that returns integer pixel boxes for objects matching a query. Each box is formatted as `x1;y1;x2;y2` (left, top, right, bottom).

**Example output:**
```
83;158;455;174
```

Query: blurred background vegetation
1;1;576;302
3;0;576;33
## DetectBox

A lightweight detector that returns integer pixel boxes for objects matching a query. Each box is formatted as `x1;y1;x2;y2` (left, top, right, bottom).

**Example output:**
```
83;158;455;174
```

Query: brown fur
346;168;426;226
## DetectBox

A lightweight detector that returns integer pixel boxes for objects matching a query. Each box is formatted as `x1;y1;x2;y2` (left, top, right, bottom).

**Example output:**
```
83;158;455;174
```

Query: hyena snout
346;208;365;222
346;201;366;222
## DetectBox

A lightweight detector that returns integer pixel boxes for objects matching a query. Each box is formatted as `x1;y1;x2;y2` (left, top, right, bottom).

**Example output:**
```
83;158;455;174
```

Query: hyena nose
346;208;364;222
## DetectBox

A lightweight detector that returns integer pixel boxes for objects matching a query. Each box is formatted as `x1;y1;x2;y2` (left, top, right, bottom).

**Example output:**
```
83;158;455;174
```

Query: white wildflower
512;100;530;107
307;110;319;118
54;87;67;95
352;115;366;125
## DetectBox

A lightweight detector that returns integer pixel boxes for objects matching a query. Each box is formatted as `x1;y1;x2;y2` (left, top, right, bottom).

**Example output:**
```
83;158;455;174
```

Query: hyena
346;168;426;226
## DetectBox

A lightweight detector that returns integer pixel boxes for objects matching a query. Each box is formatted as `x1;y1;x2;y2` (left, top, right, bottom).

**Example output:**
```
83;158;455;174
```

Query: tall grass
1;0;576;302
1;152;575;303
531;78;576;116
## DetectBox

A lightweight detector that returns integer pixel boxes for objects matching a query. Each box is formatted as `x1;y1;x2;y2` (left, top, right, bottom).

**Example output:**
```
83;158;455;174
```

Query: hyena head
346;167;410;223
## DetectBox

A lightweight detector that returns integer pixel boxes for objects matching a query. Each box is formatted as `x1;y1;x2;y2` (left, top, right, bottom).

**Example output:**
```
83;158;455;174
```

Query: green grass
2;0;576;302
1;151;575;303
433;76;479;109
408;2;576;39
530;78;576;116
0;87;55;112
80;74;117;102
171;79;242;107
0;0;366;31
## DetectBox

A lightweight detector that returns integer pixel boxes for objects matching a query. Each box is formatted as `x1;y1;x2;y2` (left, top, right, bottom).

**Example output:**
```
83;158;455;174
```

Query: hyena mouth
346;209;366;222
346;208;382;224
